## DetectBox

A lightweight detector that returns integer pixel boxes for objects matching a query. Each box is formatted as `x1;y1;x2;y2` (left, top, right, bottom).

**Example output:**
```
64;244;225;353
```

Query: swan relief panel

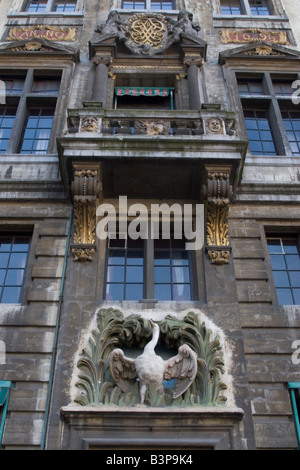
69;307;234;408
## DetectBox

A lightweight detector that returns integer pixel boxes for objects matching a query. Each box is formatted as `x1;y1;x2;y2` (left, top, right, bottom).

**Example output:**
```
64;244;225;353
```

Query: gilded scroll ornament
220;28;289;45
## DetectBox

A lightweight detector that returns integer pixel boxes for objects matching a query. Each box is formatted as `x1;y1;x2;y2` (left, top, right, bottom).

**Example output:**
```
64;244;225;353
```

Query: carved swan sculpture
109;320;198;404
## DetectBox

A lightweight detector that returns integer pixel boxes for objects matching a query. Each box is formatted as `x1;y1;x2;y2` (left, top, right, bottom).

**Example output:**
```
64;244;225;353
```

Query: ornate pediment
0;38;79;60
92;9;205;56
219;41;300;64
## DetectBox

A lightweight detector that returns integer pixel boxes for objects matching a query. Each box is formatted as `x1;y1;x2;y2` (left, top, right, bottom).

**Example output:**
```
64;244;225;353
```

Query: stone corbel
71;164;102;261
202;167;232;265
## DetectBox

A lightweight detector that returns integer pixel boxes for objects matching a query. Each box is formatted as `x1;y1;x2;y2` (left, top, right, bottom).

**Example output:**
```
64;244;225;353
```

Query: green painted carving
74;308;227;407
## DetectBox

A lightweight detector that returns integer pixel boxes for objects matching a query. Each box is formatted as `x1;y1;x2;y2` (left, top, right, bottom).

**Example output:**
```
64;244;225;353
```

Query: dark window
281;111;300;156
0;70;61;154
19;107;55;154
25;0;77;12
104;233;193;301
249;0;270;15
267;236;300;305
237;73;300;157
220;0;241;15
154;238;192;301
0;235;31;304
105;238;144;301
54;0;76;11
26;0;47;12
0;107;17;154
122;0;174;9
243;109;277;155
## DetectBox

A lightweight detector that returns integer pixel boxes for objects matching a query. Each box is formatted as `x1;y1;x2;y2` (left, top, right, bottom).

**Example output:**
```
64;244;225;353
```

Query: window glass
267;236;300;305
54;0;76;11
249;0;270;15
0;235;30;303
19;108;55;154
104;233;193;301
0;107;17;154
220;0;241;15
26;0;47;12
281;111;300;156
244;109;277;156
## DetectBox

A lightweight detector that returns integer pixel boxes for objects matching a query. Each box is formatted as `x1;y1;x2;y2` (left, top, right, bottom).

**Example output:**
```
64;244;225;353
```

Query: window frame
236;71;300;157
0;234;32;304
103;222;198;303
266;234;300;306
288;382;300;450
121;0;175;10
23;0;78;13
0;69;62;155
217;0;277;16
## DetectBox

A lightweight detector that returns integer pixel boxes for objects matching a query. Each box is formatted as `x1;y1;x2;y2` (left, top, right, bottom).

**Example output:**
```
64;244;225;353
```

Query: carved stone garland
202;169;232;265
74;308;227;407
71;164;102;261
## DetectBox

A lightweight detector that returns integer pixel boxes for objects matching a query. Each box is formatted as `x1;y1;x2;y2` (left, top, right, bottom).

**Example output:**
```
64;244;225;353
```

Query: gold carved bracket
71;163;102;261
202;167;232;265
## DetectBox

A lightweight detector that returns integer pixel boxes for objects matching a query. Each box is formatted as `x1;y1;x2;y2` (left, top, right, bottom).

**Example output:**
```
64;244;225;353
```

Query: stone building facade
0;0;299;450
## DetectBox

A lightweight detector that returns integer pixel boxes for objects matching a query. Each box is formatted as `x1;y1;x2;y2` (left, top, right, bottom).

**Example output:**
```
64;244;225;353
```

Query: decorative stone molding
79;116;101;133
94;9;202;56
71;164;102;261
73;308;227;407
202;167;232;265
205;117;224;135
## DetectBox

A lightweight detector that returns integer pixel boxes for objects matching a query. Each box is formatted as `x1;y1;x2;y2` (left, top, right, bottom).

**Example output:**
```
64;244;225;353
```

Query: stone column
91;54;112;107
184;54;204;110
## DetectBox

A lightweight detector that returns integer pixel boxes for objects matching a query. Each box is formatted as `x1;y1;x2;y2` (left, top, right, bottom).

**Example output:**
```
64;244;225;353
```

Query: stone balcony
66;103;237;139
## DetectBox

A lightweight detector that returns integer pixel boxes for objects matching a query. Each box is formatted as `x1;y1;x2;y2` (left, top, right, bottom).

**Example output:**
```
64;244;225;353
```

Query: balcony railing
66;104;237;138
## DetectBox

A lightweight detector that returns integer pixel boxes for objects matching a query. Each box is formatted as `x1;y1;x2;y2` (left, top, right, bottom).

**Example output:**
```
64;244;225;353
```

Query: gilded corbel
71;164;102;261
202;168;232;265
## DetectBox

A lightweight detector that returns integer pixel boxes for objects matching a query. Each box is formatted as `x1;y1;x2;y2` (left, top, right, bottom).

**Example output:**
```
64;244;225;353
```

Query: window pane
107;265;125;282
173;284;191;301
154;266;171;283
5;270;24;286
125;284;143;300
1;286;21;303
273;271;290;288
269;254;286;270
126;266;143;283
277;288;293;305
292;289;300;304
155;284;172;300
105;283;124;301
285;255;300;270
